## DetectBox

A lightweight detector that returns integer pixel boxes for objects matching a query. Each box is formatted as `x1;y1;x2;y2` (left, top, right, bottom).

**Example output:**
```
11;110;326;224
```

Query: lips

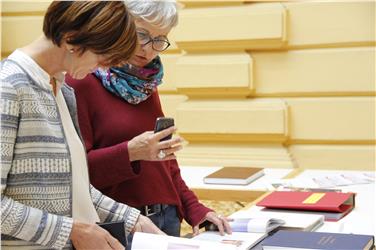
136;55;148;61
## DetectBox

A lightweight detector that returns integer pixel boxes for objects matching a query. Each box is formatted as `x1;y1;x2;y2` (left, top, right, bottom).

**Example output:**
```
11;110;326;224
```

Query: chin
129;59;149;68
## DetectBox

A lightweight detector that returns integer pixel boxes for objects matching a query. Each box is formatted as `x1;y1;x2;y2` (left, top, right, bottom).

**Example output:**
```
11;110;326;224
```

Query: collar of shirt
8;49;65;92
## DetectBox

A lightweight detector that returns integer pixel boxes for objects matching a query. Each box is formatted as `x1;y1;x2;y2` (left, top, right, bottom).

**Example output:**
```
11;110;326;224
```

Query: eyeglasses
137;31;170;52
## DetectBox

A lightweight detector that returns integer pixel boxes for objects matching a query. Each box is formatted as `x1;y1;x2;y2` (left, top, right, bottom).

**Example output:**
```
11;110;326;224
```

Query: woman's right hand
70;221;124;250
128;126;184;161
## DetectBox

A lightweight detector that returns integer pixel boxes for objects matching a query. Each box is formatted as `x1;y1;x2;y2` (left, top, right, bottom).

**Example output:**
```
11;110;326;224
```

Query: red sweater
66;74;211;226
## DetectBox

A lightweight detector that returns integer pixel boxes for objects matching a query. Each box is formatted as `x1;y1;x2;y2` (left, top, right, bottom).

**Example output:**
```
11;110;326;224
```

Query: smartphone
154;117;175;141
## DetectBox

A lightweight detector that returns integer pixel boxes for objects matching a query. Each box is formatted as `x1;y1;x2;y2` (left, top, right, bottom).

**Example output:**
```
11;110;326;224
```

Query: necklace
50;77;57;96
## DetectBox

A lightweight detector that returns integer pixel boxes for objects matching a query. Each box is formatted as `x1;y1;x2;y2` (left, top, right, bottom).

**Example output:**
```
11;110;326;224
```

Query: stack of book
256;190;356;221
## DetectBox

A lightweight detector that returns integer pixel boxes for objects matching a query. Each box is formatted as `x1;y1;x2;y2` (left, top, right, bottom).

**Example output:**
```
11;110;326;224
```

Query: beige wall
161;1;375;170
2;1;375;170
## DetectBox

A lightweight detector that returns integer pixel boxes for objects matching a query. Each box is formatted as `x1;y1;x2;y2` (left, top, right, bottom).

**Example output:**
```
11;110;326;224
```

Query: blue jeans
126;205;180;249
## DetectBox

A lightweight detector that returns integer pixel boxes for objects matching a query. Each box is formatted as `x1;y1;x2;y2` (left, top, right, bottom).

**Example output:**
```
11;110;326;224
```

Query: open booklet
232;206;325;232
206;217;285;234
229;217;284;233
192;216;283;250
193;209;324;250
193;231;267;250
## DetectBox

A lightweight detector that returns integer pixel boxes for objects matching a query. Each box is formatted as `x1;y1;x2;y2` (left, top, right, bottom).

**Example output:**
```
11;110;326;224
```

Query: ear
65;44;75;54
62;33;77;53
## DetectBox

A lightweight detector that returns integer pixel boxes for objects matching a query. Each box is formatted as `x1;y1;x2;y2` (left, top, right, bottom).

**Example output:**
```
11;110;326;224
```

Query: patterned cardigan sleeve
1;81;73;249
90;186;140;234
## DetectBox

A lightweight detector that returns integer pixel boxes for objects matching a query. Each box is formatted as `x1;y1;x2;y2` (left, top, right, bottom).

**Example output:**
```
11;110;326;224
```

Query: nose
141;41;154;52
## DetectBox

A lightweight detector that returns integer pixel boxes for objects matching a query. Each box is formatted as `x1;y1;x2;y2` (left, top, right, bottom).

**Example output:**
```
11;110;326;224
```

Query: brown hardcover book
203;167;264;185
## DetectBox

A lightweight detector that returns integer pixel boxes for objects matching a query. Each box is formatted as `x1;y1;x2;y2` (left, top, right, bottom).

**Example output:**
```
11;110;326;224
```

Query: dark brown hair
43;1;137;66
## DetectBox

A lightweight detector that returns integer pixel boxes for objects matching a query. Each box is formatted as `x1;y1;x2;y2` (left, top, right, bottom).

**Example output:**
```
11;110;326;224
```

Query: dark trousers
126;205;181;250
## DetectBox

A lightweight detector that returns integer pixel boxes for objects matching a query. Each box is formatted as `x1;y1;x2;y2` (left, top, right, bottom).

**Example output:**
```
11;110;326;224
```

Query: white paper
132;232;236;250
193;231;266;250
270;172;374;190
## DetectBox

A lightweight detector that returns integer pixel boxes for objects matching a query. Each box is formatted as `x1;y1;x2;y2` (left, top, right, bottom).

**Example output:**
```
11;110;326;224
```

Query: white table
181;167;375;236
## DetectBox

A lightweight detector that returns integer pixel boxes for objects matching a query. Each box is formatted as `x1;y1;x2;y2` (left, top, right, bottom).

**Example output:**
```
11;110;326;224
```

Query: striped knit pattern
1;59;140;249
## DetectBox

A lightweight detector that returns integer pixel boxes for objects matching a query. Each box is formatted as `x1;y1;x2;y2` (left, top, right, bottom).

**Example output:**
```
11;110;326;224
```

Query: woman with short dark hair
0;1;163;250
67;1;232;246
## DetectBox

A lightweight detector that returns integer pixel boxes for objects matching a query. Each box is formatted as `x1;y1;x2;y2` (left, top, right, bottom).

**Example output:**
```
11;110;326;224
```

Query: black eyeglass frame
137;32;171;52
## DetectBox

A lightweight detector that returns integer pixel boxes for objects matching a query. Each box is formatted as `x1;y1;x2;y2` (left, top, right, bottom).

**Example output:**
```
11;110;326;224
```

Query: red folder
256;191;355;221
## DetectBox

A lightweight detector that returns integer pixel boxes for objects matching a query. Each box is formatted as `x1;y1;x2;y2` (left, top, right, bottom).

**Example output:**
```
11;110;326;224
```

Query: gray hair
124;0;178;30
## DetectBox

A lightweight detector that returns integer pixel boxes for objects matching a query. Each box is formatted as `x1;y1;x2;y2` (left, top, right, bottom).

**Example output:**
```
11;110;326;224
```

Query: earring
69;49;74;53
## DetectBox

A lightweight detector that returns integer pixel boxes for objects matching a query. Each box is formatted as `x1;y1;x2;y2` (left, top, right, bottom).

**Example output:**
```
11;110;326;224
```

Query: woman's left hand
192;211;232;236
133;215;166;235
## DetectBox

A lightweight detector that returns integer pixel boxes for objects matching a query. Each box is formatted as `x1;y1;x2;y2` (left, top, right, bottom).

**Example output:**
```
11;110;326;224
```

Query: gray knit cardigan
0;59;140;249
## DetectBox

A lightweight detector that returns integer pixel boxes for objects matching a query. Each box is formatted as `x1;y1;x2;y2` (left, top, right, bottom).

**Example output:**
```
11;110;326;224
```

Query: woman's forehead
135;19;171;37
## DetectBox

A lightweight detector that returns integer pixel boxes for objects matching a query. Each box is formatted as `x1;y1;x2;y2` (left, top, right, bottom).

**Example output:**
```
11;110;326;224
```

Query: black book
72;221;127;249
97;221;127;247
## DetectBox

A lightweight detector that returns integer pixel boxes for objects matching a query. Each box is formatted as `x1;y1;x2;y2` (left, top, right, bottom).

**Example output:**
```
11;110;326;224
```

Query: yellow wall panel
253;47;375;96
179;1;244;8
159;53;184;92
2;1;374;171
284;1;375;48
2;2;50;14
286;97;375;142
173;3;286;51
289;145;375;170
177;143;294;168
159;94;188;120
175;52;253;97
176;99;287;142
2;16;44;56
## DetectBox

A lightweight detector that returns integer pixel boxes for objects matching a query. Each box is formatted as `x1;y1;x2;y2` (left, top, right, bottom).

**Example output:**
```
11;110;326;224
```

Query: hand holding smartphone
154;117;175;141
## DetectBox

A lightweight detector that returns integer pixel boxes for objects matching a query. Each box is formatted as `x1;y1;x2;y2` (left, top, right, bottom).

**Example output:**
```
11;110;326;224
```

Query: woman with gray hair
66;0;232;243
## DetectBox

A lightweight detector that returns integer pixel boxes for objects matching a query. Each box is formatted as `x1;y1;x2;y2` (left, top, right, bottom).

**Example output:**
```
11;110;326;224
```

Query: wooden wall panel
177;143;294;168
2;1;374;171
159;94;188;119
252;47;375;96
1;1;50;58
1;2;50;13
1;16;44;57
286;97;375;142
174;52;253;97
289;145;375;170
173;3;287;51
179;1;244;8
176;99;287;142
159;53;183;92
284;1;375;48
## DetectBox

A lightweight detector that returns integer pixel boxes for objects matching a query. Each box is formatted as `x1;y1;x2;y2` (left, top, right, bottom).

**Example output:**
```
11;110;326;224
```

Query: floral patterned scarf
95;56;163;104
